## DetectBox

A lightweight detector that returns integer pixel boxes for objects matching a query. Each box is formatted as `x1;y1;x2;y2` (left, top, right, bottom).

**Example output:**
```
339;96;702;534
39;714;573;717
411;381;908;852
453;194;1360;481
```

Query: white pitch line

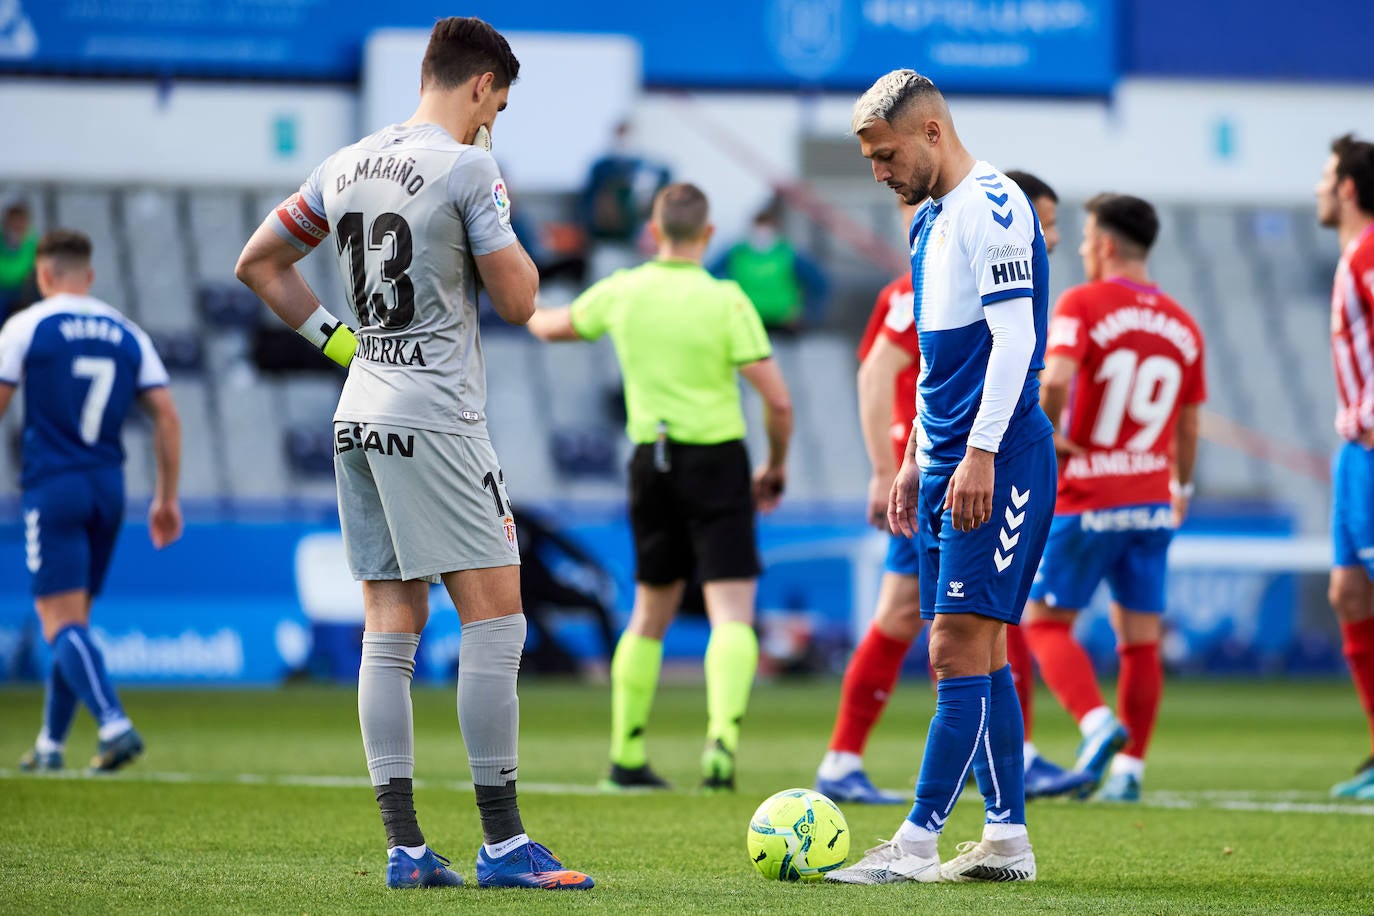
0;768;607;796
3;769;1373;814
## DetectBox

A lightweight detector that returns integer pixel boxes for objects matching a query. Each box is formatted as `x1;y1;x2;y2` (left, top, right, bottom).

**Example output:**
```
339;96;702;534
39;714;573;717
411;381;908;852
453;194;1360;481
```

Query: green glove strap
322;324;357;368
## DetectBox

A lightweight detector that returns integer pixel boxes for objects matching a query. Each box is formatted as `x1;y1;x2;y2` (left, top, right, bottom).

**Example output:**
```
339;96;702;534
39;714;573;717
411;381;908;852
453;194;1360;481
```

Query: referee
528;182;792;792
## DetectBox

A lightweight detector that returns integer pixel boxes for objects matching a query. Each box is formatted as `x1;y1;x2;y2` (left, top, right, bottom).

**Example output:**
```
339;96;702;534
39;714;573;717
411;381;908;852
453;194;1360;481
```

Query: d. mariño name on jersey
334;155;427;197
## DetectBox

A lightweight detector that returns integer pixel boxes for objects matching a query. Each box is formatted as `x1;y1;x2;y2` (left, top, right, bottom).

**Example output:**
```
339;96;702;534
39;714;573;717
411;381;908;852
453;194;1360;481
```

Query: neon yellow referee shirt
570;259;772;445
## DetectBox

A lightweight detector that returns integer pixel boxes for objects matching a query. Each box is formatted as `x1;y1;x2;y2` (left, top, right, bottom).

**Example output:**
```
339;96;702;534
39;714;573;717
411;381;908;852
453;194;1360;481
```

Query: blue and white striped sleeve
0;308;38;385
131;324;170;391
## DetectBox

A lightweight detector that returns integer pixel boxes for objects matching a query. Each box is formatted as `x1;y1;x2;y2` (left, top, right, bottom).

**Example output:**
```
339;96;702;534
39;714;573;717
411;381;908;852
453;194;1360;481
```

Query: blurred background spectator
0;192;37;323
578;120;671;282
710;198;830;334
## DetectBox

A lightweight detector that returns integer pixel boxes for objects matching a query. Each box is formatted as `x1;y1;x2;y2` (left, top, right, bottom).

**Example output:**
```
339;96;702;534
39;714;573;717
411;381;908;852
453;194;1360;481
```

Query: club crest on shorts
502;514;518;552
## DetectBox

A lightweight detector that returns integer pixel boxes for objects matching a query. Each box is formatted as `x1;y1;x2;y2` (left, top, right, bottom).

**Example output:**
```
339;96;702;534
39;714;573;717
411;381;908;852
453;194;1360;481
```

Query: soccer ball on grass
747;788;849;881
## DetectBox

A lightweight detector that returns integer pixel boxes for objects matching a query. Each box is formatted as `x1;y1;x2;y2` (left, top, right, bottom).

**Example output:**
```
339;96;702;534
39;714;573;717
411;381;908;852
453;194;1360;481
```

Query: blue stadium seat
285;427;336;477
550;427;619;478
147;330;204;374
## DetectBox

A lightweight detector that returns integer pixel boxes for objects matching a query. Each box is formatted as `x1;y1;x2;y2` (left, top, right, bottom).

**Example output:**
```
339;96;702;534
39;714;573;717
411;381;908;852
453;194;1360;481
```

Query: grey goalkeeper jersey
272;122;518;437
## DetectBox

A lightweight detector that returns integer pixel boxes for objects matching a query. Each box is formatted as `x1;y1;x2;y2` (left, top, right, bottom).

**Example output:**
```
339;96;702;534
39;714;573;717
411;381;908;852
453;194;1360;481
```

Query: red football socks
828;625;912;755
1117;642;1162;760
1024;619;1105;723
1341;617;1374;754
1006;623;1035;738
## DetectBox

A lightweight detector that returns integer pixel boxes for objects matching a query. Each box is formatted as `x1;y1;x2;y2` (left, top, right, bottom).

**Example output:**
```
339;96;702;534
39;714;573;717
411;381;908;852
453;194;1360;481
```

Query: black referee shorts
628;438;761;585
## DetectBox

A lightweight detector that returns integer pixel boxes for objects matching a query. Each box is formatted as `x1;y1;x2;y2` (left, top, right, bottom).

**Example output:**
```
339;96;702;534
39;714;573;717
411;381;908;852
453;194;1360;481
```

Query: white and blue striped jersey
0;294;168;487
909;162;1052;473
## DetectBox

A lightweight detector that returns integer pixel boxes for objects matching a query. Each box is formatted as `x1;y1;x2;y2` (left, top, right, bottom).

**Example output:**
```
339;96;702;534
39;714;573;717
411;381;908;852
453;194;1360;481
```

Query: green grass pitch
2;677;1372;914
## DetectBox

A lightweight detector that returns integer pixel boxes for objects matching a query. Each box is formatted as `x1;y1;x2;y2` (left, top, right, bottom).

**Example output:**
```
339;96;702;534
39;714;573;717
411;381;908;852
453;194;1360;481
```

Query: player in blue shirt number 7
825;71;1056;887
0;230;182;774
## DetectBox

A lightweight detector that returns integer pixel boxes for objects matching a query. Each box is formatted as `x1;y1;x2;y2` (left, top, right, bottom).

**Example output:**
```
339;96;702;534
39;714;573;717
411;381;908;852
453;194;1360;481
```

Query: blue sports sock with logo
907;674;991;834
41;662;78;745
972;664;1027;826
51;625;127;728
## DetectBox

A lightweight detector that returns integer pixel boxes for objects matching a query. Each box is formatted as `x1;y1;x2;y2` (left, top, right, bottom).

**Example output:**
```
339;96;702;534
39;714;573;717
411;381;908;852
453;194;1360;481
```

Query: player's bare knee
1329;568;1374;622
34;591;89;643
873;573;923;640
626;613;672;641
1112;607;1162;645
927;616;997;679
873;603;924;642
625;603;675;640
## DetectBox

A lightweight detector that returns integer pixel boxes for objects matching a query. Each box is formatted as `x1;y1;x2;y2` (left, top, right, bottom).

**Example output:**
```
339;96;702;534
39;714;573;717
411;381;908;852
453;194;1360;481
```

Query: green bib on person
725;241;803;326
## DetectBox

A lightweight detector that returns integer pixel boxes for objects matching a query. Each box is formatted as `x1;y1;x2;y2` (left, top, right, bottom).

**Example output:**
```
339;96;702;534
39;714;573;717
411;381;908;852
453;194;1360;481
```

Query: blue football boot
815;768;907;805
476;840;594;890
1332;756;1374;798
386;846;464;889
1073;715;1128;799
88;728;144;773
19;747;63;772
1096;772;1142;802
1024;755;1095;800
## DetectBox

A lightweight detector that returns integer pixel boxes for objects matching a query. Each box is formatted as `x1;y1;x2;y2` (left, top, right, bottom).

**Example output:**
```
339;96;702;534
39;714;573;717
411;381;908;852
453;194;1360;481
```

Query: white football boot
824;837;942;885
940;835;1037;882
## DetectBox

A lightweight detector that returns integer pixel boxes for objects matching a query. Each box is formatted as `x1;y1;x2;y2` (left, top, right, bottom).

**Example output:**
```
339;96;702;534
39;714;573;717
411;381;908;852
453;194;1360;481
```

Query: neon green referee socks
609;633;663;769
704;621;759;753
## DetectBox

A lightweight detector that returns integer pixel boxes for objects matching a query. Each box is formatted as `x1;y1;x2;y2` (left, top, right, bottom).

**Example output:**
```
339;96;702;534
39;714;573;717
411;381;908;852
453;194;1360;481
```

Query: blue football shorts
1333;440;1374;574
20;468;125;598
1027;504;1173;613
885;530;921;577
917;434;1056;624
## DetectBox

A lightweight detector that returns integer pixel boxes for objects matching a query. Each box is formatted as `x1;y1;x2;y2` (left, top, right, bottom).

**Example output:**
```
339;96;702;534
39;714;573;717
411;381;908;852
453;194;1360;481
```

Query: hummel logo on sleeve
977;174;1014;228
946;580;965;598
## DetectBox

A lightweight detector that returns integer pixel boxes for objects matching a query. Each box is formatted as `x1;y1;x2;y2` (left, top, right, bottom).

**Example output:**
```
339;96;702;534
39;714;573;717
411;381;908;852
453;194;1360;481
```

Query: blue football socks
51;625;129;732
40;662;78;748
907;674;992;834
973;664;1027;827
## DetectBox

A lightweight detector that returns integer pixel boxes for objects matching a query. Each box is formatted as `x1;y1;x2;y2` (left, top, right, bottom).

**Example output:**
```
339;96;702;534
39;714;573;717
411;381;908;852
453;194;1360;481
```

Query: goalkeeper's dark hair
1084;193;1158;259
1332;133;1374;215
1005;170;1058;205
653;183;710;242
36;229;93;274
422;17;520;91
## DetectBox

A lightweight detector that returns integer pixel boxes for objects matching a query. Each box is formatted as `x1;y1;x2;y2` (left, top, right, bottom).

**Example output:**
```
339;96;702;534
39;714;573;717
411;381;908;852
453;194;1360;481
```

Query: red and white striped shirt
1331;224;1374;441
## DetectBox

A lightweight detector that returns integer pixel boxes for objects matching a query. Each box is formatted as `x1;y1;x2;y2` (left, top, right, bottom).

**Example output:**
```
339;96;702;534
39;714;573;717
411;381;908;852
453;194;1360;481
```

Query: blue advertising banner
0;0;1118;94
0;501;1331;686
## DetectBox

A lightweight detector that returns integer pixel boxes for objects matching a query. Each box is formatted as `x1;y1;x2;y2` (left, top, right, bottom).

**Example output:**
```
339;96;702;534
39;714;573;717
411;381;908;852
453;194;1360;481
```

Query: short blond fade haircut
851;69;944;134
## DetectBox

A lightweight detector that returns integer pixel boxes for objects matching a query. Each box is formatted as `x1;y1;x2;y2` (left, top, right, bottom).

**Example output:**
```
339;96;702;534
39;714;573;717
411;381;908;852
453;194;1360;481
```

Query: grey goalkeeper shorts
333;422;520;582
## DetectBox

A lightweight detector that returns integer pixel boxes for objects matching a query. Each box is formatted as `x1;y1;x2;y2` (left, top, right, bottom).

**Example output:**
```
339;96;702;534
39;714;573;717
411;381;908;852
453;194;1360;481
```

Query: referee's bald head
652;183;710;242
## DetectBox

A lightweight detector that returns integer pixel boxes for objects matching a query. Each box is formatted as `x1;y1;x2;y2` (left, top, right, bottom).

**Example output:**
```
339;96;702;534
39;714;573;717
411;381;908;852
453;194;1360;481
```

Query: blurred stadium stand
0;181;1342;530
0;1;1369;683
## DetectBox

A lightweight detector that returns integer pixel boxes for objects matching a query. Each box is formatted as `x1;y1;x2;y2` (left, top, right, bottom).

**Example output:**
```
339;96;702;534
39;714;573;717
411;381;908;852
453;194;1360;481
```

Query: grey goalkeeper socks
458;614;527;843
359;631;420;786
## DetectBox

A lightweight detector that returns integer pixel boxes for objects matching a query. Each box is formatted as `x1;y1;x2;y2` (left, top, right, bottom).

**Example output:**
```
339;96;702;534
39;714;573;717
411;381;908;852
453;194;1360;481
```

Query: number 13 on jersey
336;211;415;330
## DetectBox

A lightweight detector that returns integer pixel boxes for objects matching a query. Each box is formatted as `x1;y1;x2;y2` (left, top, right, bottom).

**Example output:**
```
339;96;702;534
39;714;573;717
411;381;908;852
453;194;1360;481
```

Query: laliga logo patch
502;514;518;552
491;177;511;228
